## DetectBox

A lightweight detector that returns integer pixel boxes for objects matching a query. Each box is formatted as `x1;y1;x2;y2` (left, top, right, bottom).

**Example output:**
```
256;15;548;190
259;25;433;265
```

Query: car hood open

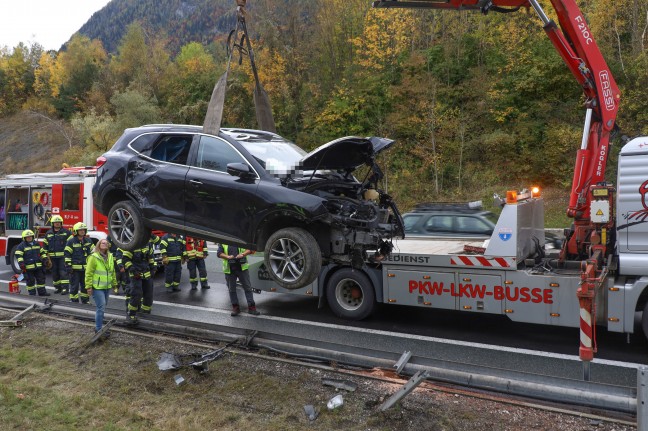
299;136;395;171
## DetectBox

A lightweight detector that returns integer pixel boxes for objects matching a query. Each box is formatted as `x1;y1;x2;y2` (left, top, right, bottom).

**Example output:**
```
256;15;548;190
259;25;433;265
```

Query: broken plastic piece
303;404;318;421
157;352;183;371
321;378;357;392
174;374;185;385
326;394;344;410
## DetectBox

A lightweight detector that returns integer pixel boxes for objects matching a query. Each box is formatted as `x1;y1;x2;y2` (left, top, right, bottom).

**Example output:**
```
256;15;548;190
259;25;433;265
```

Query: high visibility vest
16;241;46;269
87;252;115;290
221;245;248;273
43;228;72;257
160;235;186;260
187;237;207;259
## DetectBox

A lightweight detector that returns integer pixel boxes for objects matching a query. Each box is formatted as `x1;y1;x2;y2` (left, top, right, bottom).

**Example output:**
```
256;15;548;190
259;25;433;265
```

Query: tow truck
250;0;648;368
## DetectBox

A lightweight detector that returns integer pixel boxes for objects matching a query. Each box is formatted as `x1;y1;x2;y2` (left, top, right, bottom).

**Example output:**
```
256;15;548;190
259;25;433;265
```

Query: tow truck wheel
642;302;648;340
326;268;375;320
10;245;21;274
108;201;149;251
264;227;321;289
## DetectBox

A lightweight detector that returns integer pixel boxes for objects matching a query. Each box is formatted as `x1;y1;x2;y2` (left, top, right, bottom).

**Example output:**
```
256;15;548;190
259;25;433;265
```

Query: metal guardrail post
638;366;648;430
379;370;429;411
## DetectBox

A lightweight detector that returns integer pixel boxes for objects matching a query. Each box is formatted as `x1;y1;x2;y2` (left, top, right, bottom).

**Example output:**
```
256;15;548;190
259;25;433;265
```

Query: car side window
150;136;192;165
403;214;422;232
456;216;491;234
425;215;453;233
194;136;246;172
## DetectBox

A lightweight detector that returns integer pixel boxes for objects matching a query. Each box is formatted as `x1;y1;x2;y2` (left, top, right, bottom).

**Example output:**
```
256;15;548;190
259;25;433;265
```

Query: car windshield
228;132;307;178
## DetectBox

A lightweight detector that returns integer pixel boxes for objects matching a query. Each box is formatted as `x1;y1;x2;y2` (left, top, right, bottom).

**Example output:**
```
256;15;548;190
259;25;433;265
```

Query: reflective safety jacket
121;246;154;279
16;240;46;270
84;252;117;290
160;234;186;261
219;244;249;273
64;236;93;269
186;237;208;259
43;227;72;257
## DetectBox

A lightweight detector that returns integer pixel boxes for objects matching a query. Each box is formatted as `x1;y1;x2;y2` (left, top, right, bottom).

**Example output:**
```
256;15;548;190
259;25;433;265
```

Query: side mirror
227;163;255;180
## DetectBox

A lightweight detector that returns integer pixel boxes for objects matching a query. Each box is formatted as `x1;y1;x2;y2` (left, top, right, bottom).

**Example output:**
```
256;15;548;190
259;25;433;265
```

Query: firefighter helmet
22;229;35;239
51;215;64;224
73;222;88;234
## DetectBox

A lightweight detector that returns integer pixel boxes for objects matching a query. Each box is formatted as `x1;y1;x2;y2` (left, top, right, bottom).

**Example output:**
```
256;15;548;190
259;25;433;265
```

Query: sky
0;0;113;51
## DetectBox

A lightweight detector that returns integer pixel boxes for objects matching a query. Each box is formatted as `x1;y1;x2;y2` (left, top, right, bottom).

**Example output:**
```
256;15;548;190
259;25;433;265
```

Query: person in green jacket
85;238;117;336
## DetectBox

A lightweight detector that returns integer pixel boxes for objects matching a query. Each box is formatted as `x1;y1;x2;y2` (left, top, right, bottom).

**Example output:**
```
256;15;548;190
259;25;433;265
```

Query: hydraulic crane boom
373;0;621;261
374;0;622;364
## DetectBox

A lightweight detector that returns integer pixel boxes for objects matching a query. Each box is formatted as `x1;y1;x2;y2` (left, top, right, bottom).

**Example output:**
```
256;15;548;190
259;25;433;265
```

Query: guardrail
0;291;642;422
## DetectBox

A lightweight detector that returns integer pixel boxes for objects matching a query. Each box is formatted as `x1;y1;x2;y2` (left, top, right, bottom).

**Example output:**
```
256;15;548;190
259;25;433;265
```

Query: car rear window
130;133;160;153
150;136;192;165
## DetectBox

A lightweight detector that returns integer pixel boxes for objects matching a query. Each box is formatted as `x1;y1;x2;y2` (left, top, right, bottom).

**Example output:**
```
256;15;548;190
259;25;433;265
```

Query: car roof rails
413;200;483;212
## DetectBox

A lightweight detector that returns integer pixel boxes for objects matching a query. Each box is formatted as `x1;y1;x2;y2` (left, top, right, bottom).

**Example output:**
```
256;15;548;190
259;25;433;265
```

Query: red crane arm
374;0;621;258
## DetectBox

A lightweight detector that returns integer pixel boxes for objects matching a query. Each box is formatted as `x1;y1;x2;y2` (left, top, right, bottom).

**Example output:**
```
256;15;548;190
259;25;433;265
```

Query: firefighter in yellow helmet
15;229;50;296
43;215;72;294
64;222;93;303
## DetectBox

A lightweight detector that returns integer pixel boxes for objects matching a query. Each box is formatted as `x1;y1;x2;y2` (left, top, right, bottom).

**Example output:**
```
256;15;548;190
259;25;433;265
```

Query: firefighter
121;243;156;325
107;235;129;294
64;222;93;303
217;243;260;316
160;233;186;292
186;236;210;290
148;232;161;276
15;229;50;296
43;215;72;294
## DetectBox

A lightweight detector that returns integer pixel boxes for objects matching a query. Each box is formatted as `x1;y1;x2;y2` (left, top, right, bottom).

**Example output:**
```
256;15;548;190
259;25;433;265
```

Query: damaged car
92;125;404;289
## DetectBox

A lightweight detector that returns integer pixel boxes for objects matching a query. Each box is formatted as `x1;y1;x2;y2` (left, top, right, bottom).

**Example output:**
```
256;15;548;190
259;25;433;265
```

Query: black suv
402;202;498;239
92;125;403;289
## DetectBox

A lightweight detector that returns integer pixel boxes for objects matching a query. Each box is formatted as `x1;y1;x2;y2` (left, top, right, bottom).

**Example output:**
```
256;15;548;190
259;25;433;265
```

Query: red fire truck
0;166;108;273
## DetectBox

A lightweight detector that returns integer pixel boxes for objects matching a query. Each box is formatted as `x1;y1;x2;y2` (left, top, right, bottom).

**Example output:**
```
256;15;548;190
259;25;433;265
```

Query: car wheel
326;268;375;320
264;227;321;289
10;245;21;274
108;201;149;250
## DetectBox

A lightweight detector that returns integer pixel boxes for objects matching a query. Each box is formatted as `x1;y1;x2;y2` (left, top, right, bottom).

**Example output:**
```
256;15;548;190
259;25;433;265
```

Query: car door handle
189;179;203;186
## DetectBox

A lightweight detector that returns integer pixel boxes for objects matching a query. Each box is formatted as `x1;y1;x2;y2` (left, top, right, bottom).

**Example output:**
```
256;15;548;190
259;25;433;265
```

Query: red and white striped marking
580;307;593;352
450;255;514;268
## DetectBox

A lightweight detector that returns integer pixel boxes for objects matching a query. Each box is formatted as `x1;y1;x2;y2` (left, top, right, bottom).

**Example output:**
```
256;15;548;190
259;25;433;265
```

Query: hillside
0;113;73;175
76;0;243;54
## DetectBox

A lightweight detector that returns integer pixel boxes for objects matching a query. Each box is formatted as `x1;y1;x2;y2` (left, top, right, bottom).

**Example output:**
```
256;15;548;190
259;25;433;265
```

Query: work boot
140;309;151;314
247;306;260;316
201;284;210;290
37;288;50;297
28;290;36;296
125;315;139;326
231;305;241;316
190;284;198;291
171;286;181;292
54;287;62;294
252;288;262;294
61;289;69;295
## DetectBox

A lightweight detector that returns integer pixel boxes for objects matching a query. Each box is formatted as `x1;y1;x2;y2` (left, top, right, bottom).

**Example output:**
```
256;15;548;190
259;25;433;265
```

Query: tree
50;35;108;119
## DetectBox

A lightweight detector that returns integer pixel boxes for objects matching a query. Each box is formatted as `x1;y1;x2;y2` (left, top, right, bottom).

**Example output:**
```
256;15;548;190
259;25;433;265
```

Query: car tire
326;267;375;320
10;245;21;274
264;227;321;289
108;201;149;250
